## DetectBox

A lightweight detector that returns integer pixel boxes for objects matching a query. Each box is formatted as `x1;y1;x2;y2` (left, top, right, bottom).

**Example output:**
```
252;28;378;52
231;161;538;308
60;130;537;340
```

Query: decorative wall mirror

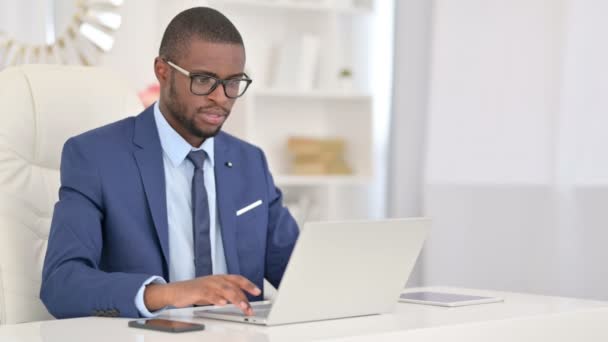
0;0;123;69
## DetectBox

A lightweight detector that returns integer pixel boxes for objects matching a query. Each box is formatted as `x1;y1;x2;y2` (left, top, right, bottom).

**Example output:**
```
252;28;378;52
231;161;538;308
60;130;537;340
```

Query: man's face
155;38;246;145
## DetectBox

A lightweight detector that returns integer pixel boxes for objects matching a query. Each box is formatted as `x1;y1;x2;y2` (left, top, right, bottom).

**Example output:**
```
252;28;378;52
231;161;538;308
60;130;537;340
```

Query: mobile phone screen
128;319;205;333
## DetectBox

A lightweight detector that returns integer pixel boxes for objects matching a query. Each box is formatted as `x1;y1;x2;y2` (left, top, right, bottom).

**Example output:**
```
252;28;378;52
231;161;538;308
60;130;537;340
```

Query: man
40;7;299;319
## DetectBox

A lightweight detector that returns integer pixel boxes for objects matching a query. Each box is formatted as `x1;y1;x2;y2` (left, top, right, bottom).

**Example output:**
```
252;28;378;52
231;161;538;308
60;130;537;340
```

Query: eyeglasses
165;60;252;99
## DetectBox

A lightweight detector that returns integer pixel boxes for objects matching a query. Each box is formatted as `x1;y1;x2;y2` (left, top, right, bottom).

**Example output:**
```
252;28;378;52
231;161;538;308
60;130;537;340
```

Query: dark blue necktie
187;150;213;277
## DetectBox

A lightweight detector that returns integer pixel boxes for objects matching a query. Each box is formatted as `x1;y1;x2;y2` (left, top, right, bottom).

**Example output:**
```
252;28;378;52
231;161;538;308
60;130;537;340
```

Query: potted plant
338;67;353;90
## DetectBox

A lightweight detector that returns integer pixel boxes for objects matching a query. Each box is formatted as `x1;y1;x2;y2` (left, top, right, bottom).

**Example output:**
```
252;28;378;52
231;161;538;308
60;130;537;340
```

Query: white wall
98;0;162;91
426;0;562;185
0;0;160;86
420;0;608;300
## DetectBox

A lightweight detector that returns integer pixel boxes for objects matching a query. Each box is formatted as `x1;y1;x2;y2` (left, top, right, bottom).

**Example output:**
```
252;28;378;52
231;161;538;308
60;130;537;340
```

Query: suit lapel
214;133;240;275
132;107;170;270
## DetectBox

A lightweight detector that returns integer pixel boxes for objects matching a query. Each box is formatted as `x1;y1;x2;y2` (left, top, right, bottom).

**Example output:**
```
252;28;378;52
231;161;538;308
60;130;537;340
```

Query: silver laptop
195;218;429;326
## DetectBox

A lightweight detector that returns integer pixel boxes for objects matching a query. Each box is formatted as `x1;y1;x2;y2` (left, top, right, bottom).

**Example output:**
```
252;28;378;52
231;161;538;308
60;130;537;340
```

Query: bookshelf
253;88;372;100
188;0;388;223
275;175;370;186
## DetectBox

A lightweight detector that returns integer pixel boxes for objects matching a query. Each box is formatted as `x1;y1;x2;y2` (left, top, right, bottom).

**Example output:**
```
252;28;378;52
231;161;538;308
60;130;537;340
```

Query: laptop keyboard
206;303;273;318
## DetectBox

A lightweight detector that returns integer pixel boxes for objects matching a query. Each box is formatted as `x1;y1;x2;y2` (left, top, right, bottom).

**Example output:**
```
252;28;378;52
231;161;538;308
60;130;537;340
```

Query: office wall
0;0;160;90
97;0;162;91
421;0;608;300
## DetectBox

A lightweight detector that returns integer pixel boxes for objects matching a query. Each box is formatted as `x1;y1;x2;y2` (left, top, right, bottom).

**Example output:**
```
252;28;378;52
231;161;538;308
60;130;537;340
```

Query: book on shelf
272;34;321;90
287;136;352;175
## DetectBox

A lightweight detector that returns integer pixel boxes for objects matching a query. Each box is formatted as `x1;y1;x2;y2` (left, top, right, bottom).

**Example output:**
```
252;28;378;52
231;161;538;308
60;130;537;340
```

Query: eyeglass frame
164;59;253;99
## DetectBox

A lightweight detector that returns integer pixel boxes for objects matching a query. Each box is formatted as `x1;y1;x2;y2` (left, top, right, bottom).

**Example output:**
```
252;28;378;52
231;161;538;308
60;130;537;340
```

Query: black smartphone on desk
128;319;205;333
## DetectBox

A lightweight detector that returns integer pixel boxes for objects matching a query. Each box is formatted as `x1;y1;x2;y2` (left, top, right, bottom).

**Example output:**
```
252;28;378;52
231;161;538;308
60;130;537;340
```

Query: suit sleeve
259;149;300;288
40;137;152;318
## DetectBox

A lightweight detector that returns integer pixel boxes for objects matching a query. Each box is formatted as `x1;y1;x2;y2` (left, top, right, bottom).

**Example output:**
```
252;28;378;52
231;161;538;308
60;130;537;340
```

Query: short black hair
159;7;244;61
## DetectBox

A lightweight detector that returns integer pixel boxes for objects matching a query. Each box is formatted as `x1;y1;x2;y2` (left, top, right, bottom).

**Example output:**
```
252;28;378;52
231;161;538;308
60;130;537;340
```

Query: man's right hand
143;275;261;315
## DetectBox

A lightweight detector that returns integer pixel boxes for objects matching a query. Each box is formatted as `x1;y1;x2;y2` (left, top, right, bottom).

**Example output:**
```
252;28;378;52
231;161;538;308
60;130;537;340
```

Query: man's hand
144;275;261;315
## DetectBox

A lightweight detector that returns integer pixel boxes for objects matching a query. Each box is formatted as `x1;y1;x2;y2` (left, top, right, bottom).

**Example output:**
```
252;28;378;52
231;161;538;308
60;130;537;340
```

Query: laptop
195;218;429;326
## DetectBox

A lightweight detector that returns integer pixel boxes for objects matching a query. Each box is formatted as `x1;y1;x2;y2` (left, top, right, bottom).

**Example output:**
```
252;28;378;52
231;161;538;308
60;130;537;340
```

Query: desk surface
2;287;608;342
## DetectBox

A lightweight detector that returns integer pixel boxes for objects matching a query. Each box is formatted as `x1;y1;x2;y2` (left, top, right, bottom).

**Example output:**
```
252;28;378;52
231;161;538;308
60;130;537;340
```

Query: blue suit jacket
41;106;299;318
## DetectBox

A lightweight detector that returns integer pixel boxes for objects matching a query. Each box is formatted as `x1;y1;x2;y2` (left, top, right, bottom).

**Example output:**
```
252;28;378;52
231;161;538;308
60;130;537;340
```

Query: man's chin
193;125;223;139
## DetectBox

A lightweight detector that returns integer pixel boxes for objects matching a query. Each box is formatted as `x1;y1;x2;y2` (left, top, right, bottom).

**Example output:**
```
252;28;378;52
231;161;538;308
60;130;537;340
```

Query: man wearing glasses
41;7;299;319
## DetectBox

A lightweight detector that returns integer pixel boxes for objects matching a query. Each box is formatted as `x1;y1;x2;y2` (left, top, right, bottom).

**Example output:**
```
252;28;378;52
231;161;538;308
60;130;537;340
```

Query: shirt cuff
135;275;167;317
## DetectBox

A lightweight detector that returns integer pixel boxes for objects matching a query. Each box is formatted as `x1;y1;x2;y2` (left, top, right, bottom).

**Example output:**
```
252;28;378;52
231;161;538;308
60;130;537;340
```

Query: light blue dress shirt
134;102;228;316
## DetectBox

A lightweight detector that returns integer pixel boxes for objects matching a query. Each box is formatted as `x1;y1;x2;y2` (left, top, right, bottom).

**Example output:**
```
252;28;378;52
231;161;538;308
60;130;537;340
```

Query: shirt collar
153;101;215;168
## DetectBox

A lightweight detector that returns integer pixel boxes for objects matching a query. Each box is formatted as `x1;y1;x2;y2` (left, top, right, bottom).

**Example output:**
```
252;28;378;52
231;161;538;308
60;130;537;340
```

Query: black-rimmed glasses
165;60;252;99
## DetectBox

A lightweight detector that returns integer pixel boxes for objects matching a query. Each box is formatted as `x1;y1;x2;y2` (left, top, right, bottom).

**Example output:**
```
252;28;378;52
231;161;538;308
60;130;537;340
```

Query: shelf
202;0;380;221
253;88;372;100
211;0;373;14
275;175;370;186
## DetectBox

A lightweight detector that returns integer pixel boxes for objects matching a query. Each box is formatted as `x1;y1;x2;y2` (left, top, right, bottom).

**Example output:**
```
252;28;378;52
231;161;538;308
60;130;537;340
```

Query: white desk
2;287;608;342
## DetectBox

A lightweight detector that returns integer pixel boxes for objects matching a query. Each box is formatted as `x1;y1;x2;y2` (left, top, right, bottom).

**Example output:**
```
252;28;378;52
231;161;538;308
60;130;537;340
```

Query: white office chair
0;64;142;324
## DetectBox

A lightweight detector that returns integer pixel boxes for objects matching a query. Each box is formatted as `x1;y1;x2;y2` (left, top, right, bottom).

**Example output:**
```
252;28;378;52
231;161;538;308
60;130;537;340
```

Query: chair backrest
0;64;143;324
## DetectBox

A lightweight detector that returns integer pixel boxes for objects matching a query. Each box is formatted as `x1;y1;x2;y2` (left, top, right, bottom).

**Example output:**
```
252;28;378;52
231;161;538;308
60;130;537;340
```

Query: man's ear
154;57;169;84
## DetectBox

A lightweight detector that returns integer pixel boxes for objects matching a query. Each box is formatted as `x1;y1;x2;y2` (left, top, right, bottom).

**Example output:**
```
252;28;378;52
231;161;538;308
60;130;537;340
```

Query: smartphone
128;319;205;333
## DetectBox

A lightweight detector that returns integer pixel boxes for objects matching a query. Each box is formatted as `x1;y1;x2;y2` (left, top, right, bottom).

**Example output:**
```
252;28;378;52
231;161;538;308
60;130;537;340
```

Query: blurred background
2;0;608;302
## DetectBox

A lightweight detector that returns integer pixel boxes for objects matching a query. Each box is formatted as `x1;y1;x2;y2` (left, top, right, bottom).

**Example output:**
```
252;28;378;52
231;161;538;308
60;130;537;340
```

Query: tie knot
187;150;207;169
